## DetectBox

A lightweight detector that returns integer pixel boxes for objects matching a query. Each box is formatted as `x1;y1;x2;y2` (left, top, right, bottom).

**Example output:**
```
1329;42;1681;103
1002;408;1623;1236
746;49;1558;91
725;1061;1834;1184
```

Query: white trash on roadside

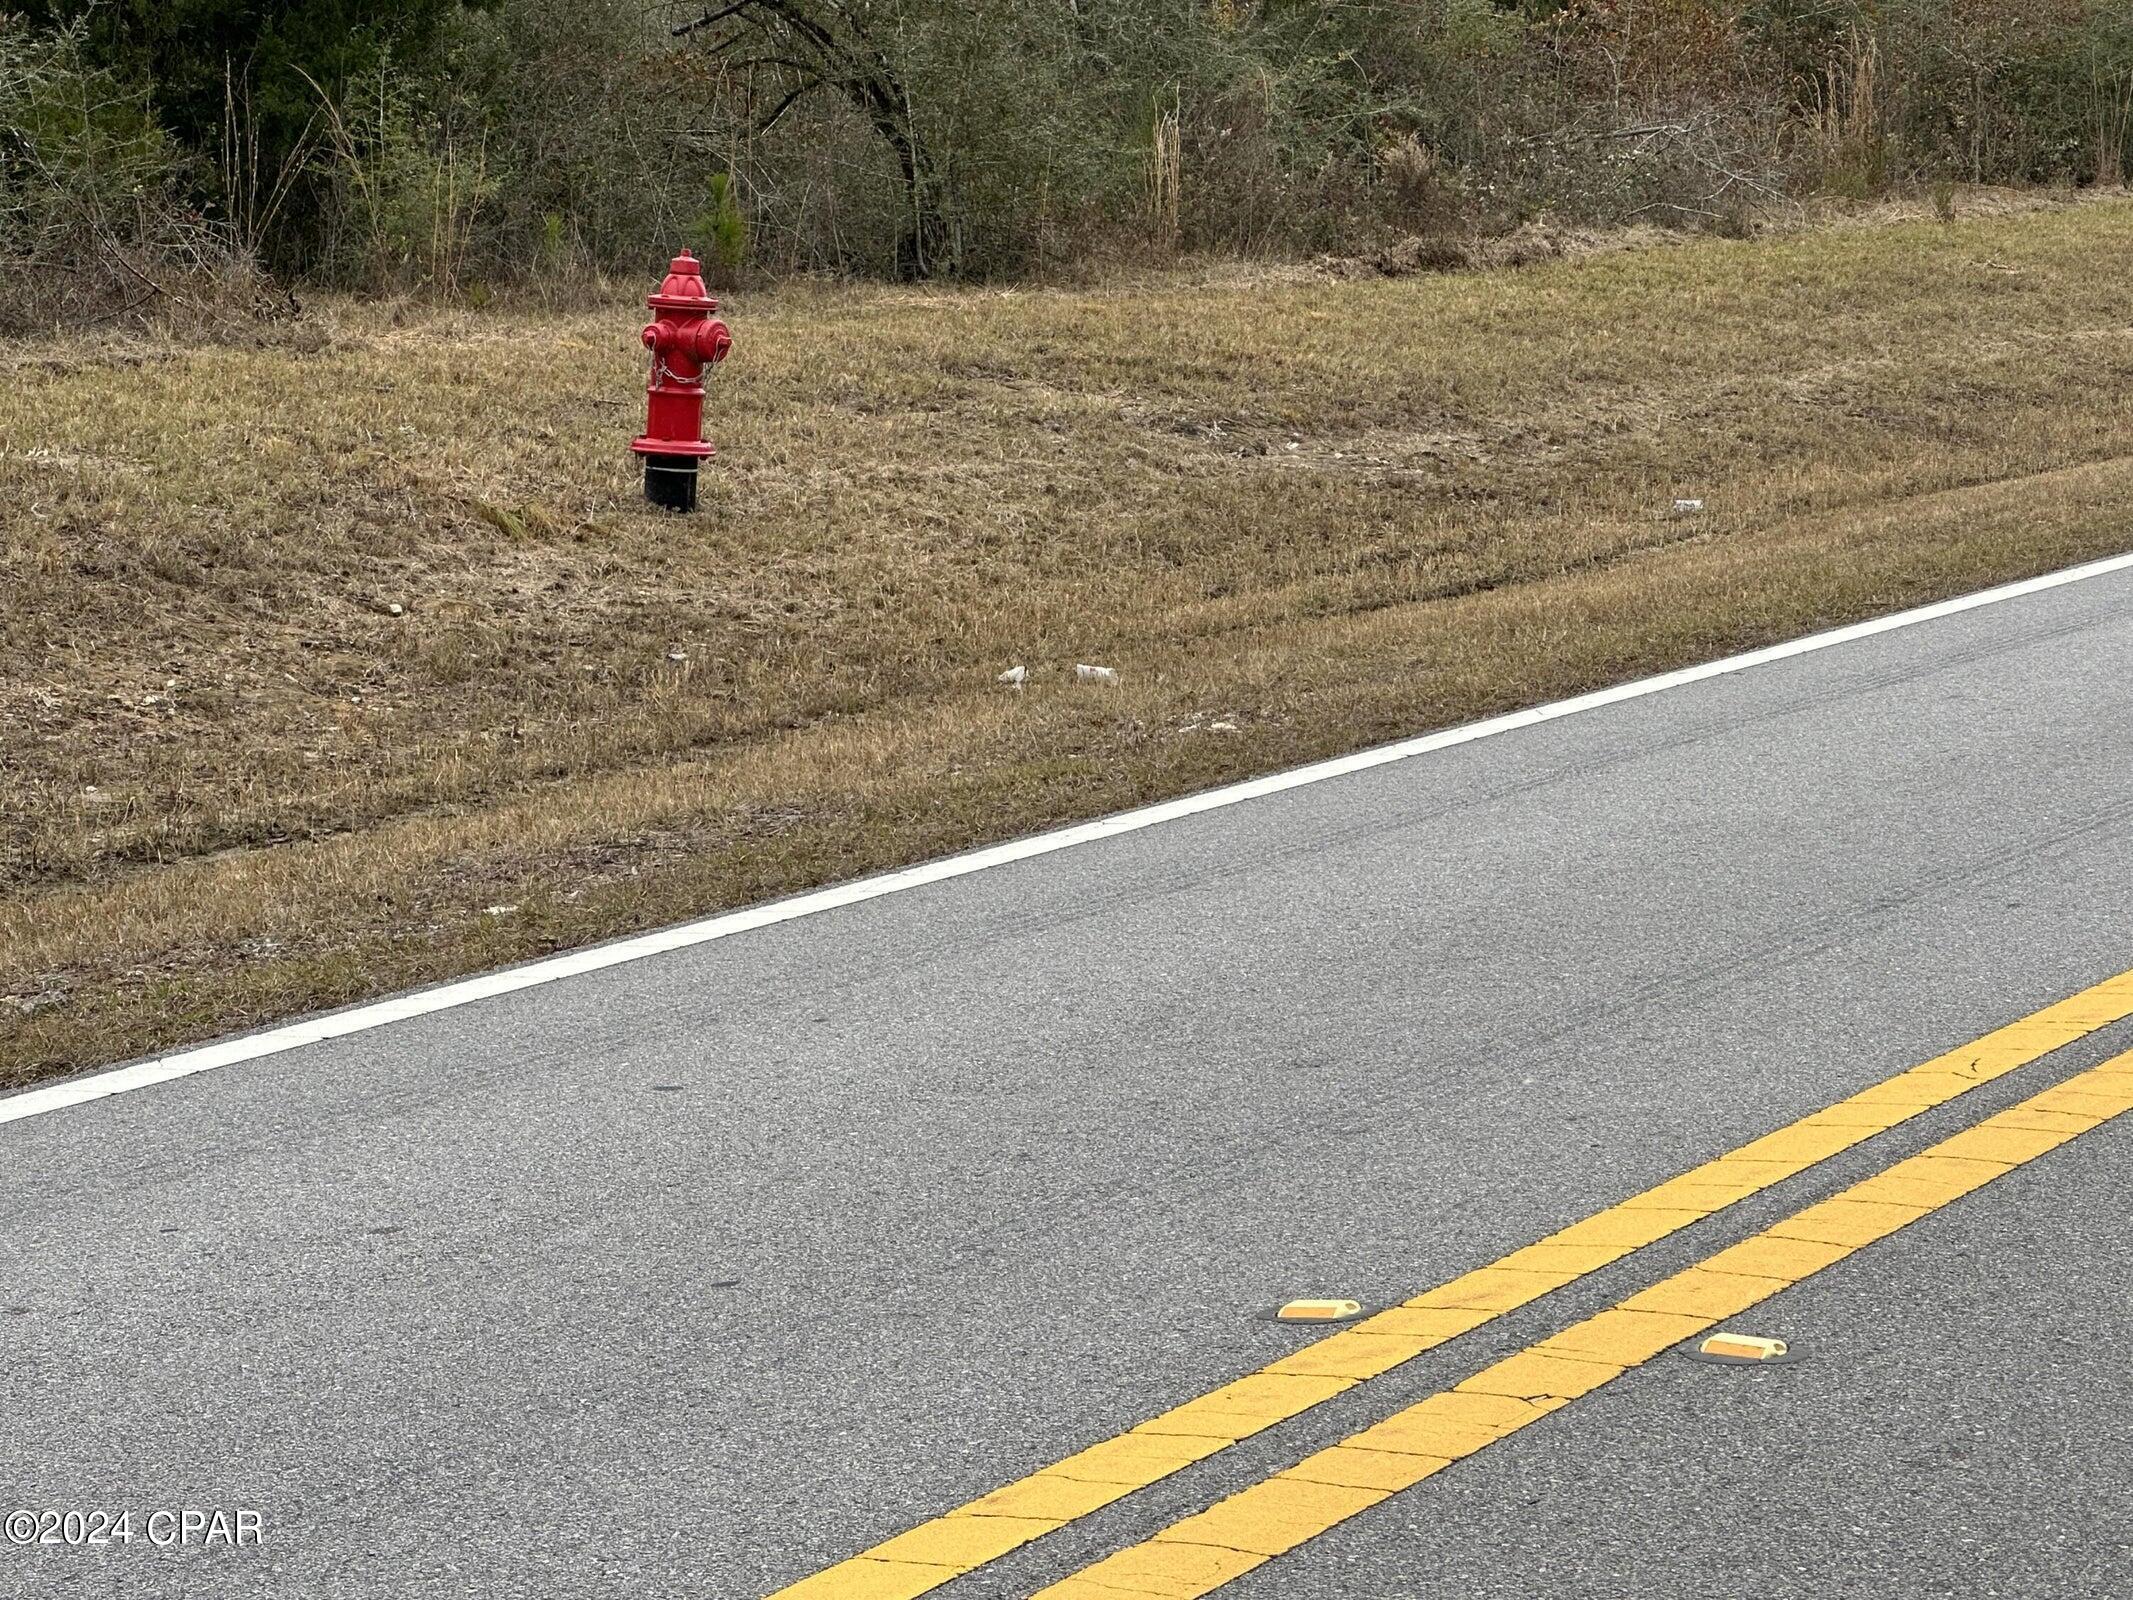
1075;664;1120;685
997;665;1027;689
1673;498;1706;514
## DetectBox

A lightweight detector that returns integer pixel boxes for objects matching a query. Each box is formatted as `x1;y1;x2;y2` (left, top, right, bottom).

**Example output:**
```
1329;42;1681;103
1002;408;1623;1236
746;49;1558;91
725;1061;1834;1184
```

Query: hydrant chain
650;354;701;390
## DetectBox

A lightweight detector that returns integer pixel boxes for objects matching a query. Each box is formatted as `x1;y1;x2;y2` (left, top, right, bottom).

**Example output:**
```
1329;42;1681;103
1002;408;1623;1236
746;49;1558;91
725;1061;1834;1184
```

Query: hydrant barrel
629;250;731;512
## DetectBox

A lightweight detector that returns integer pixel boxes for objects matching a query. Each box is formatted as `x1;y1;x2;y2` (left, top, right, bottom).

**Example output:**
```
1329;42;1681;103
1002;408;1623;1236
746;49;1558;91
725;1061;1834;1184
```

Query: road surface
6;560;2133;1599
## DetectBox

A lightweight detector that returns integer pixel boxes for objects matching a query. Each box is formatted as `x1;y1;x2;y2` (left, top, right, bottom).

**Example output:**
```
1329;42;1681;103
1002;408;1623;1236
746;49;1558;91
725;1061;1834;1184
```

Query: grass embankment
5;198;2133;1089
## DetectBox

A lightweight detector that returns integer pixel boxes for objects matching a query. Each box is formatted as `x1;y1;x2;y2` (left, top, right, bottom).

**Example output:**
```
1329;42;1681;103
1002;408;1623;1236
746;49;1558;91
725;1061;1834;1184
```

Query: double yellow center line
769;968;2133;1600
1038;1043;2133;1597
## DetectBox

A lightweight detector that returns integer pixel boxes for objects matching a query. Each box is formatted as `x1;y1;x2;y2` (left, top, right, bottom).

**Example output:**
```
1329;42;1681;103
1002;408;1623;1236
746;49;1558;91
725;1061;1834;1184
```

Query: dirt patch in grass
5;198;2133;1088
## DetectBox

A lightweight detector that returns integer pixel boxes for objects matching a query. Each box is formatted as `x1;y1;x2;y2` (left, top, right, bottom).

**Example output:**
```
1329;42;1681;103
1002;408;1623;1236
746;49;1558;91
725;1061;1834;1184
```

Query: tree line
3;1;2129;329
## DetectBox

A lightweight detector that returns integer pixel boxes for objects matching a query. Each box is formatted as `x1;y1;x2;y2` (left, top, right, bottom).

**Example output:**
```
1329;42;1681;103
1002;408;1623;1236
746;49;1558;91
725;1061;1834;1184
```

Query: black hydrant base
643;454;700;513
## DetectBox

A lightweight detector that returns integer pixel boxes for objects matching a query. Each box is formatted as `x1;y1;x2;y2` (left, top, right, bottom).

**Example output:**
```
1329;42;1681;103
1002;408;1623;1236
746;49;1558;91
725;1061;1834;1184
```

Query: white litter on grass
1674;498;1706;514
483;905;520;917
997;665;1027;689
1075;664;1120;685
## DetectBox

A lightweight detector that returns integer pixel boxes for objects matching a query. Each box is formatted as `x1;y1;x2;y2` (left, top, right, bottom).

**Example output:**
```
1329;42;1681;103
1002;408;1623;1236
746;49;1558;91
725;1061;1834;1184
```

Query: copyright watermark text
5;1508;263;1550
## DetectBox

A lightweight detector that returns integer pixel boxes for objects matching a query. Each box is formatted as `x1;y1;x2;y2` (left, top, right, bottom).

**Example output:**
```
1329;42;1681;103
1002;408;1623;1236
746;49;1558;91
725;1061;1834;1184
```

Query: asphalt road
6;562;2133;1600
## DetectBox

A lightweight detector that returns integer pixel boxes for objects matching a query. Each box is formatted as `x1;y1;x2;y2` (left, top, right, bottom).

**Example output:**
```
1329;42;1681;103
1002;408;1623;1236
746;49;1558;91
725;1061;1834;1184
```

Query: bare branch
755;82;812;135
672;1;757;39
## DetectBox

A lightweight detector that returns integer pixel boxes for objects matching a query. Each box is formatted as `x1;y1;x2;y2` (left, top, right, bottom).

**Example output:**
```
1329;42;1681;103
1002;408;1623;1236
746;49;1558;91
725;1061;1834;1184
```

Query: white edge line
9;547;2133;1129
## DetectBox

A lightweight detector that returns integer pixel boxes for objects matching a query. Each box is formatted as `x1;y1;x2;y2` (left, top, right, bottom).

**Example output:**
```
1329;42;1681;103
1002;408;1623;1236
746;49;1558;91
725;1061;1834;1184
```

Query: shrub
0;14;268;333
307;58;497;292
689;171;749;282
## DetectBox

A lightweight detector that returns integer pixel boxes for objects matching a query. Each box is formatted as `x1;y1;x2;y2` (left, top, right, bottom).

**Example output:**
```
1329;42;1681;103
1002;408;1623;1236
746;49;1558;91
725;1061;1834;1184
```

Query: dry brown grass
6;198;2133;1088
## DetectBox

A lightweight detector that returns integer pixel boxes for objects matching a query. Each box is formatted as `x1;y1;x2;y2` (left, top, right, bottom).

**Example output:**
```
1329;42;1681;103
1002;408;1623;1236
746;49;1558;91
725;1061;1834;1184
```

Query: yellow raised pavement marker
762;968;2133;1599
1699;1333;1789;1361
1276;1297;1364;1322
1034;1045;2133;1600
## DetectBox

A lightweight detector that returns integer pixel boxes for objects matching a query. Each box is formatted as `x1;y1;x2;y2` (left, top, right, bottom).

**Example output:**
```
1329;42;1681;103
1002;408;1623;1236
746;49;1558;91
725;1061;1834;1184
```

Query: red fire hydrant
631;250;733;512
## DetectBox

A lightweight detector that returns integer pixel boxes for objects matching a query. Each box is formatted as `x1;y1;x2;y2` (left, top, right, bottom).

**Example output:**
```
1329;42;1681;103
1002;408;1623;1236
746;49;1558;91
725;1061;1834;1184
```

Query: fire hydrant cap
648;250;718;312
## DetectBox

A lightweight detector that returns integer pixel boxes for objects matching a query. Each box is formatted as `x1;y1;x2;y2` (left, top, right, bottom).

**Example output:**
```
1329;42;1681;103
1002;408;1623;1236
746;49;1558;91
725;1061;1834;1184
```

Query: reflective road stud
1277;1299;1364;1323
1698;1333;1789;1362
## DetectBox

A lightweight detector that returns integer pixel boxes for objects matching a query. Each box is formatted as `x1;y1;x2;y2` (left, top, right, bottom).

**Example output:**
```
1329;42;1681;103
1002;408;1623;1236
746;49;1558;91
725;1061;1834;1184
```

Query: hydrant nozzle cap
649;249;718;312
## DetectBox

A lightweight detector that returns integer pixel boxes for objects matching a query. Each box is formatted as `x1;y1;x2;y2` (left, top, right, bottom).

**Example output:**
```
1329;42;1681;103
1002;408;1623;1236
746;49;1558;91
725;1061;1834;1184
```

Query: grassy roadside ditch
5;195;2132;1088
